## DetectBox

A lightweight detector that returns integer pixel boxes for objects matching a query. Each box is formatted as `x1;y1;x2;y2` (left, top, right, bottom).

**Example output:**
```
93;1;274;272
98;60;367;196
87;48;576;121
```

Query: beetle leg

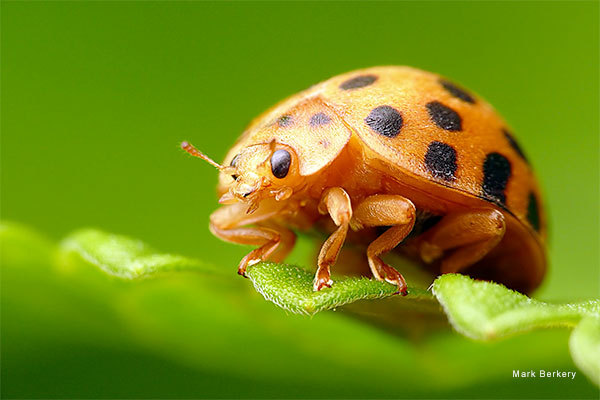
209;202;296;276
314;187;352;291
257;220;296;263
351;195;416;295
418;209;506;274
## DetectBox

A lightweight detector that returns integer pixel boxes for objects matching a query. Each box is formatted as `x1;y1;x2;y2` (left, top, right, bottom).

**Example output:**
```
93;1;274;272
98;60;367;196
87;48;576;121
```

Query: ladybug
182;66;546;295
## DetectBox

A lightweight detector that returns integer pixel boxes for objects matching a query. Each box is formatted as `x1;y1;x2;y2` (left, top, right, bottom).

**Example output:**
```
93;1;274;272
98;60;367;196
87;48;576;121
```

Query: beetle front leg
255;220;297;263
351;194;416;295
209;202;296;276
418;209;505;274
210;226;287;276
314;187;352;291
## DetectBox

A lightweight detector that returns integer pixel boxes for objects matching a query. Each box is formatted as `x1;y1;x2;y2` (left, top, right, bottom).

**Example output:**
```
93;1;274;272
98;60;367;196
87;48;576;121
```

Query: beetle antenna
181;141;226;170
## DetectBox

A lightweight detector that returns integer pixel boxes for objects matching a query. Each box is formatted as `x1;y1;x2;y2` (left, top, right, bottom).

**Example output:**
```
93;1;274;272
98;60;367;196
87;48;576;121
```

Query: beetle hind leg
418;209;506;274
351;194;416;295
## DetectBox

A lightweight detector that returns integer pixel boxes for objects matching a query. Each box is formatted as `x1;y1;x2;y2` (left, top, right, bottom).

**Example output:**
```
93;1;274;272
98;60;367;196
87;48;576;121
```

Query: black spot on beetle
439;79;475;104
426;101;462;131
277;115;293;127
482;152;511;204
526;192;541;232
364;105;403;138
503;129;528;163
424;141;457;181
310;112;331;127
340;74;377;90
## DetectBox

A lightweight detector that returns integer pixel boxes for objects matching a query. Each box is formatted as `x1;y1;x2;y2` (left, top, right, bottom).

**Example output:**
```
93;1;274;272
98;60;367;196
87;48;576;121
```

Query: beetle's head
181;141;303;213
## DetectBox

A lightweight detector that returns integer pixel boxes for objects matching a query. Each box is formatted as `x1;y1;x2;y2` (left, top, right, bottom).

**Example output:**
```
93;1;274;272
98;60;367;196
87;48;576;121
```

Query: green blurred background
2;1;598;398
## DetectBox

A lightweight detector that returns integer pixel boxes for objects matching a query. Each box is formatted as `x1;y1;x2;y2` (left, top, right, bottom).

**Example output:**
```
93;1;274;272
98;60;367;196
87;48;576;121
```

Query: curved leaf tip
569;316;600;386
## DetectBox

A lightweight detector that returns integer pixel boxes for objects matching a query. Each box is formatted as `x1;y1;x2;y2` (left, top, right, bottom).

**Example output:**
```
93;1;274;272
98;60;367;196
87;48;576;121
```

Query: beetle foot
383;268;408;296
237;264;249;278
313;277;333;291
313;266;333;291
237;251;264;278
371;259;408;296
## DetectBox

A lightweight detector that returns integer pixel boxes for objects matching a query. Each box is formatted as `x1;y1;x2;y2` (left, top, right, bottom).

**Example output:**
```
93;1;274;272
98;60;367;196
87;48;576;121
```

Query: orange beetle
183;66;546;295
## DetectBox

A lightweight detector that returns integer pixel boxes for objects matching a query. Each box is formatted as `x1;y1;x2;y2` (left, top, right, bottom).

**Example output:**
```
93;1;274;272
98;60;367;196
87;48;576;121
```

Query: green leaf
246;262;433;315
59;228;218;279
0;221;54;266
57;227;436;317
433;273;600;385
570;316;600;386
3;223;599;397
432;274;599;340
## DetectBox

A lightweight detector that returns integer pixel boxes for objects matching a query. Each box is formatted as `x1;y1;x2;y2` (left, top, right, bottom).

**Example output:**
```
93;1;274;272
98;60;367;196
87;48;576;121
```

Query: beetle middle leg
210;202;296;276
314;187;352;291
351;194;416;295
418;208;506;274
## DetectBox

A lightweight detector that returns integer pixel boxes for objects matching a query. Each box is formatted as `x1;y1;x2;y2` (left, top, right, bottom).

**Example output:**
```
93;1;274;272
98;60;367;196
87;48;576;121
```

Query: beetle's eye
230;153;241;180
270;149;291;179
230;154;240;167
